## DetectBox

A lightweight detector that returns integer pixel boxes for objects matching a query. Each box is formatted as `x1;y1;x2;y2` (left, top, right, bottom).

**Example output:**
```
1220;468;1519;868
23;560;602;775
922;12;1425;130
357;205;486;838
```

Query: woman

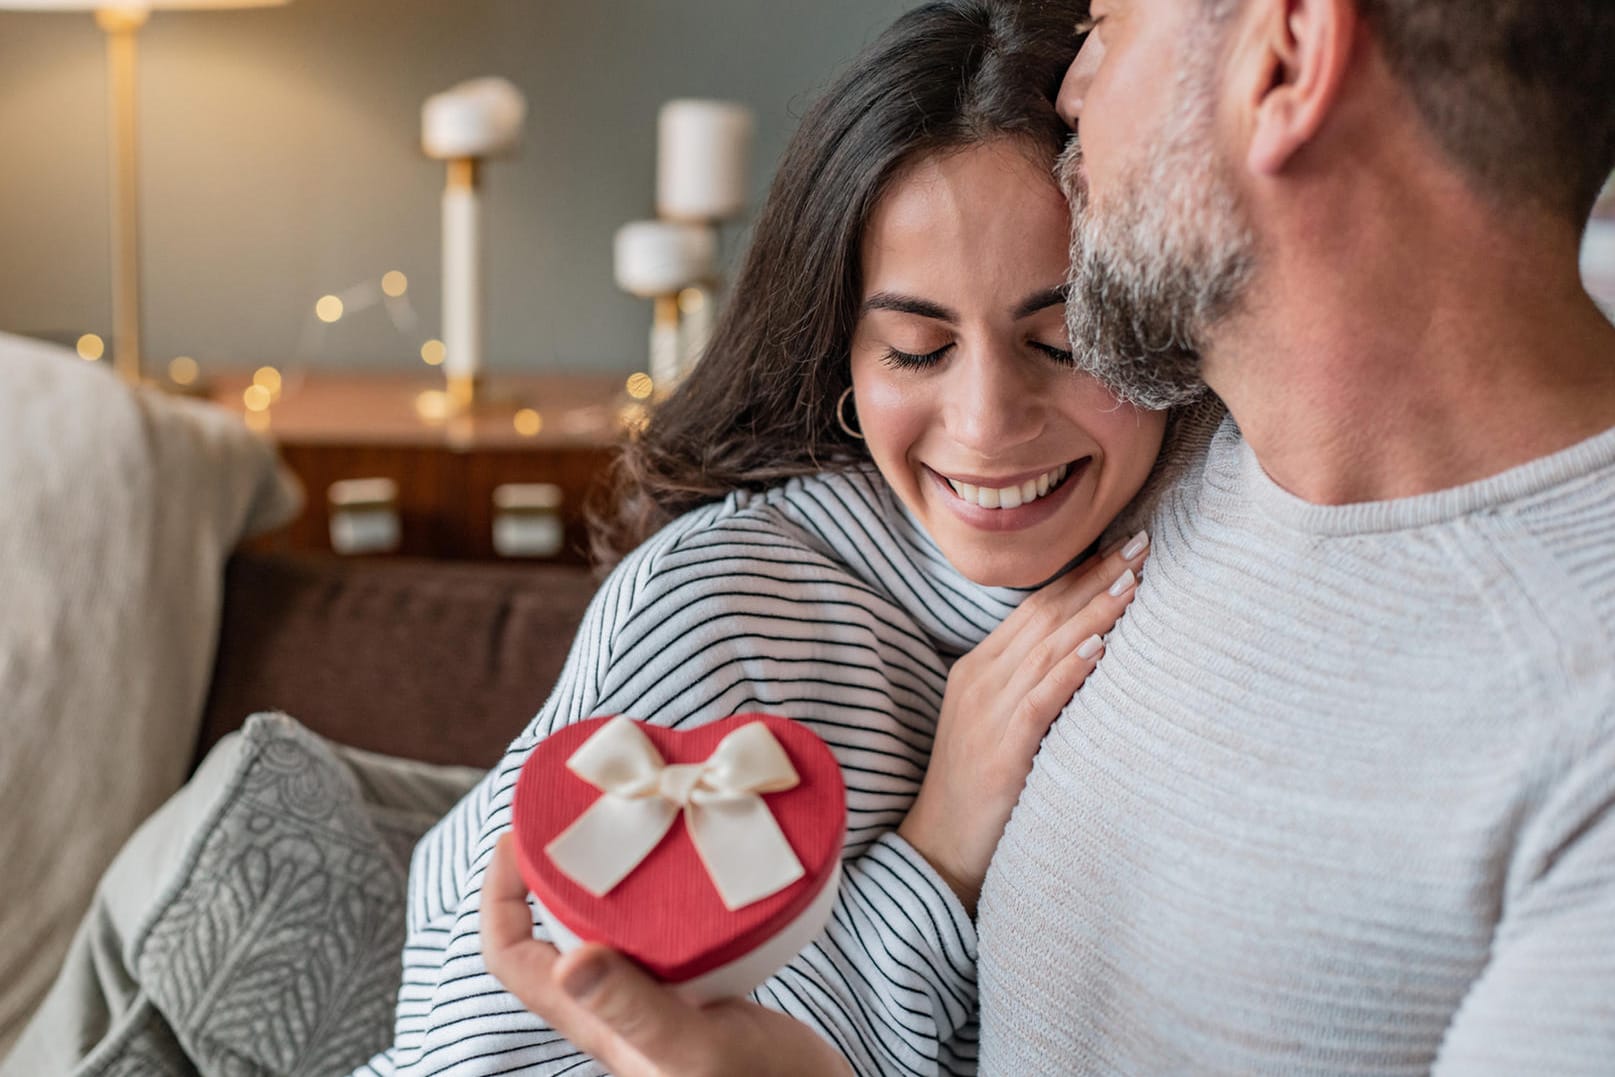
359;3;1164;1075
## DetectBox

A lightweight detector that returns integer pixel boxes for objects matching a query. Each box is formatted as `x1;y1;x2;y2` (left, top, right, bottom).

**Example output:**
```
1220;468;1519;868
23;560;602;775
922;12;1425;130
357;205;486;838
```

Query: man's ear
1237;0;1359;176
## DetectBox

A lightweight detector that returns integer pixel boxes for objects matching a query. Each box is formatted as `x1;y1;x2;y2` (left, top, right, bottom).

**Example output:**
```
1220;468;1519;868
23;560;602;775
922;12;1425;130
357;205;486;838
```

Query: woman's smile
922;458;1093;534
933;459;1082;510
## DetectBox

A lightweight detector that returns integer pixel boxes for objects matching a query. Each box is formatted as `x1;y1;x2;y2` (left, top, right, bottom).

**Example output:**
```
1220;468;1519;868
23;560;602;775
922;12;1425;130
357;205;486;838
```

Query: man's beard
1057;69;1258;411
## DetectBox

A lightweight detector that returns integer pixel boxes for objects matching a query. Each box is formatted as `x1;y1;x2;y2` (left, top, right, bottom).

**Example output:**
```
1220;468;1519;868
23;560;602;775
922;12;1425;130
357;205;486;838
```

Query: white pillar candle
442;162;481;390
422;77;526;159
651;296;682;395
657;99;755;223
679;285;715;381
613;220;717;298
422;77;526;407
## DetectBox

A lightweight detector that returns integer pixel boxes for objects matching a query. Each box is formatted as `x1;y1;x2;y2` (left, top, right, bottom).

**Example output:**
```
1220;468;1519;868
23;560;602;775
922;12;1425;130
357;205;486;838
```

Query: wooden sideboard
209;371;633;564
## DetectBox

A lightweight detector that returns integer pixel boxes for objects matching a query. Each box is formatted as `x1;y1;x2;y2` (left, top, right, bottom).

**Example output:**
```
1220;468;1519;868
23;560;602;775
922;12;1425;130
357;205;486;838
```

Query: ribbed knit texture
353;468;1026;1077
979;416;1615;1074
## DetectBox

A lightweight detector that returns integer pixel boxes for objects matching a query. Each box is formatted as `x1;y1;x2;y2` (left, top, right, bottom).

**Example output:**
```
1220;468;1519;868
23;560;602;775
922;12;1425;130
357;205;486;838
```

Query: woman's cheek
854;374;928;460
1096;405;1168;498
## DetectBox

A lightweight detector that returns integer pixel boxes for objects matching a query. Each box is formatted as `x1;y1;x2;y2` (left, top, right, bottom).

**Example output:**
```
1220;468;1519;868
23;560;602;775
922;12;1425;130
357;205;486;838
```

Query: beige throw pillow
0;334;302;1055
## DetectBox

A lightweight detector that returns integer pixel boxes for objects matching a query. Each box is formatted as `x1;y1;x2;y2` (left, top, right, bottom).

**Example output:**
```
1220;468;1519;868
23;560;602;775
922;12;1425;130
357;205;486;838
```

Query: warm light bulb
76;334;105;361
617;402;650;434
678;287;706;314
253;366;283;400
168;356;199;385
315;295;344;323
415;390;450;423
382;270;408;298
625;372;654;401
243;385;272;412
420;339;447;366
514;409;543;437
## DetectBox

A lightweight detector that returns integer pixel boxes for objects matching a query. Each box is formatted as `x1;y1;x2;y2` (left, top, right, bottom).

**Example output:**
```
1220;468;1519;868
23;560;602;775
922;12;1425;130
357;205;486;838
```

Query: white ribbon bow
544;716;807;911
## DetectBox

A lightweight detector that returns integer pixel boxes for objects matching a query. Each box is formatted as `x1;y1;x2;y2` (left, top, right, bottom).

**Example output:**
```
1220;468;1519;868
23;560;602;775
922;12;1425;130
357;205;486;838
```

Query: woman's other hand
898;531;1150;913
481;835;855;1077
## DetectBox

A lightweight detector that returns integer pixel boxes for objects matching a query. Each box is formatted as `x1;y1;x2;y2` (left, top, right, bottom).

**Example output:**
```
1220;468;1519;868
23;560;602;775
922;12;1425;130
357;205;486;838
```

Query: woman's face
850;141;1167;588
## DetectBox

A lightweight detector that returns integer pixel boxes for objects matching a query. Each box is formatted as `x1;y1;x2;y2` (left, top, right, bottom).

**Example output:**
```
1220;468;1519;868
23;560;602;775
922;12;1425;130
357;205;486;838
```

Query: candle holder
614;221;718;399
422;77;527;415
610;99;755;398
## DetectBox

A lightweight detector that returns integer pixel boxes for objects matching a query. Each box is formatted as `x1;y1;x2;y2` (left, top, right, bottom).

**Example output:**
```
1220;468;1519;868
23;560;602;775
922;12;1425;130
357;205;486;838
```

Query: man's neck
1206;189;1615;506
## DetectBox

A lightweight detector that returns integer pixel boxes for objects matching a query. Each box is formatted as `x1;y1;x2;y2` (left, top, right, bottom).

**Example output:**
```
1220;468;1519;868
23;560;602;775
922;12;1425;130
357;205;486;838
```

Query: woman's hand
481;835;854;1077
898;530;1150;913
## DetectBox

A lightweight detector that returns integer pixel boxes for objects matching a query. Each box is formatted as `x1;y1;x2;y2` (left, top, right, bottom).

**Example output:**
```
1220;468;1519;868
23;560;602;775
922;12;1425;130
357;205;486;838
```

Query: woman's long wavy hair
590;0;1088;568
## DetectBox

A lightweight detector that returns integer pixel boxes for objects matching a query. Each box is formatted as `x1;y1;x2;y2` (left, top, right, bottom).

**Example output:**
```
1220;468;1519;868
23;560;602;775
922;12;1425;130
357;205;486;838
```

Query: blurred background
1;0;1610;384
0;0;911;376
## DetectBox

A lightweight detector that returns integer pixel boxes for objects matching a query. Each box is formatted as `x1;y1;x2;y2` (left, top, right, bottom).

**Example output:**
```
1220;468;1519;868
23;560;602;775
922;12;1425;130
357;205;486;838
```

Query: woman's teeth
946;463;1070;509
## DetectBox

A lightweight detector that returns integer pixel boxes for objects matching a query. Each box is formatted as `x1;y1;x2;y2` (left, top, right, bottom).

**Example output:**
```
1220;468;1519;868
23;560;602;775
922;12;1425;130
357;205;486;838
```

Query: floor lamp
0;0;290;384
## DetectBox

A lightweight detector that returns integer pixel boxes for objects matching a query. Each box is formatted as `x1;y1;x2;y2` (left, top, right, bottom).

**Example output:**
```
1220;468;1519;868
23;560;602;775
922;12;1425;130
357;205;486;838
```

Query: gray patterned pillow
102;714;478;1077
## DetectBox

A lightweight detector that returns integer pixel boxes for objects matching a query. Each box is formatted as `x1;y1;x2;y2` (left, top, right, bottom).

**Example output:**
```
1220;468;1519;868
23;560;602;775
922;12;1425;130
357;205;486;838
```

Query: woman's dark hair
590;0;1087;567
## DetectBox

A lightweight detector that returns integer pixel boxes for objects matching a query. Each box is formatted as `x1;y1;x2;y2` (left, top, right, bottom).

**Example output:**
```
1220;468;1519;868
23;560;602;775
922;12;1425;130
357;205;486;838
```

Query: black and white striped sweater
355;466;1034;1077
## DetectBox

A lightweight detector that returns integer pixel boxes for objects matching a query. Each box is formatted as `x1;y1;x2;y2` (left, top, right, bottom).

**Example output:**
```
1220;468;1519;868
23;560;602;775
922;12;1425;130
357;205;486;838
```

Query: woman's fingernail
1077;634;1104;660
1108;568;1137;598
559;952;609;1000
1120;530;1150;560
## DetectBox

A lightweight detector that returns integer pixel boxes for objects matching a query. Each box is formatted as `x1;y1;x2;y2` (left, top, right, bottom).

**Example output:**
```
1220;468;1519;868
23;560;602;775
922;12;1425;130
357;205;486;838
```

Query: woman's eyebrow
1012;285;1069;319
862;292;957;323
861;287;1067;322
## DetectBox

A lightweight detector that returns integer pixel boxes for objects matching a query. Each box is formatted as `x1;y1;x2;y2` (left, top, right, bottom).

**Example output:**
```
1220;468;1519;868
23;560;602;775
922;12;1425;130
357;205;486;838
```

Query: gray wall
0;0;910;374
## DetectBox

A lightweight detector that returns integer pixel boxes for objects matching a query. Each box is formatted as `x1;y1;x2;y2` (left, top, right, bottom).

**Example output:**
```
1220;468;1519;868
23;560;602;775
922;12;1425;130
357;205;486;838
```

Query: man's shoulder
1489;429;1615;619
1456;436;1615;739
1520;497;1615;668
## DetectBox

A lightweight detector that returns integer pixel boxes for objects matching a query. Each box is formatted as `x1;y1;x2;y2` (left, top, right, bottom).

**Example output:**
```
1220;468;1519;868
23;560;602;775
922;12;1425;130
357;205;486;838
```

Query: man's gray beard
1057;79;1258;411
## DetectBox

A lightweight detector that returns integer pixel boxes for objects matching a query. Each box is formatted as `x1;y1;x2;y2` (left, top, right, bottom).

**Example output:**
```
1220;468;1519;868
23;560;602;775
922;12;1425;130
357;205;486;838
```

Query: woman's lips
925;458;1091;533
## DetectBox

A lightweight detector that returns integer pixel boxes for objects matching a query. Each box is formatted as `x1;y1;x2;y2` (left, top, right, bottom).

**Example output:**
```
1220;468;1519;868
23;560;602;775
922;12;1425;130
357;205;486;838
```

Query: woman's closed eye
882;343;955;370
1031;341;1075;364
881;340;1075;370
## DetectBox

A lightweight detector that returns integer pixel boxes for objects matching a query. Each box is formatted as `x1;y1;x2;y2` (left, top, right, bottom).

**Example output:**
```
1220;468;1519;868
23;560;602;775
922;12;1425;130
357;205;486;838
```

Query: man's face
1054;0;1257;410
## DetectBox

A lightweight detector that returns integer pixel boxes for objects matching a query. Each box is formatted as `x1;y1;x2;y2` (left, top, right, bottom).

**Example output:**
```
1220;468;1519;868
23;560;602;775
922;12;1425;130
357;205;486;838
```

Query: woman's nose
1057;36;1102;131
945;350;1043;454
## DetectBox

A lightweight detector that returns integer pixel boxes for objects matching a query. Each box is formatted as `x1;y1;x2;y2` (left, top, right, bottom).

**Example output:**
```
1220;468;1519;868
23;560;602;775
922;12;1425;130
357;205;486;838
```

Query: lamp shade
0;1;288;9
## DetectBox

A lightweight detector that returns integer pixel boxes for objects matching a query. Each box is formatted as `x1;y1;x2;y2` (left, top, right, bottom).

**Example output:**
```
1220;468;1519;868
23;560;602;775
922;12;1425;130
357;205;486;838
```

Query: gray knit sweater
979;414;1615;1074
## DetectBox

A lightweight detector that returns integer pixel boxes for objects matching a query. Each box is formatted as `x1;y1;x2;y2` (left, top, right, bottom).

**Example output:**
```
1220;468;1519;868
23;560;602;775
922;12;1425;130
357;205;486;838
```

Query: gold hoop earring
836;386;864;440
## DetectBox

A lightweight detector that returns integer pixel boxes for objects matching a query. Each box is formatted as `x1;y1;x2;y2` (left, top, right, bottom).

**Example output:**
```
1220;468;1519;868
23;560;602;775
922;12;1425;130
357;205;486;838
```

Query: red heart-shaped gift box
512;713;846;1001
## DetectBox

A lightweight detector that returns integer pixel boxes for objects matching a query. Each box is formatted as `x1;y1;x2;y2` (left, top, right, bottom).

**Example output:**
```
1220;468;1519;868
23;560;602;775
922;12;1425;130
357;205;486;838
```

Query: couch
0;329;603;1063
198;551;598;771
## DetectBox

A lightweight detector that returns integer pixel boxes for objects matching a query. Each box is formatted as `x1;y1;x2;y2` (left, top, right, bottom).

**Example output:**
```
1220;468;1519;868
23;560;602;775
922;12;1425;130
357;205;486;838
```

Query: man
484;0;1615;1072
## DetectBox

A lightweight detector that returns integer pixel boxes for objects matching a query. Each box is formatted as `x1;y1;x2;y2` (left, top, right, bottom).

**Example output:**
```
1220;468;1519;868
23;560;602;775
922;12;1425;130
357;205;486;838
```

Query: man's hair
1354;0;1615;223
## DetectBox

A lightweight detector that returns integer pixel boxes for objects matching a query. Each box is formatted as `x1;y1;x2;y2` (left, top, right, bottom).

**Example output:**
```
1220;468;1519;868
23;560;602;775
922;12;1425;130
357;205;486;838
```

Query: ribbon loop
544;717;808;910
657;764;706;805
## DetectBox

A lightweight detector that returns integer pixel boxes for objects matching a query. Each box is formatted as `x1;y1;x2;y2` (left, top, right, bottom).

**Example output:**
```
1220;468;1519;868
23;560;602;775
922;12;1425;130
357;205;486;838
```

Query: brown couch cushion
199;553;599;769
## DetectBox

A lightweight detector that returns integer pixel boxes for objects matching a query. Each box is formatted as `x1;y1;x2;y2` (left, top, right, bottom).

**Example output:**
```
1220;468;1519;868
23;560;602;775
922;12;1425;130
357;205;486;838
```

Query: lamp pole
95;5;147;384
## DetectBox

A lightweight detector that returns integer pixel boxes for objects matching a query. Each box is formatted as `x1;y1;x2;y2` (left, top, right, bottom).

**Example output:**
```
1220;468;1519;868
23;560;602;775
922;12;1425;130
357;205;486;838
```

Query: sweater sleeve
354;509;980;1077
1431;723;1615;1075
754;832;977;1076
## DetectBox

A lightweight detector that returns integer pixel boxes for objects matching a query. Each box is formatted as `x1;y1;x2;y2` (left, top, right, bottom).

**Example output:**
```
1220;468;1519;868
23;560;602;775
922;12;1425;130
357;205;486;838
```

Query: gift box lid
512;713;846;983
